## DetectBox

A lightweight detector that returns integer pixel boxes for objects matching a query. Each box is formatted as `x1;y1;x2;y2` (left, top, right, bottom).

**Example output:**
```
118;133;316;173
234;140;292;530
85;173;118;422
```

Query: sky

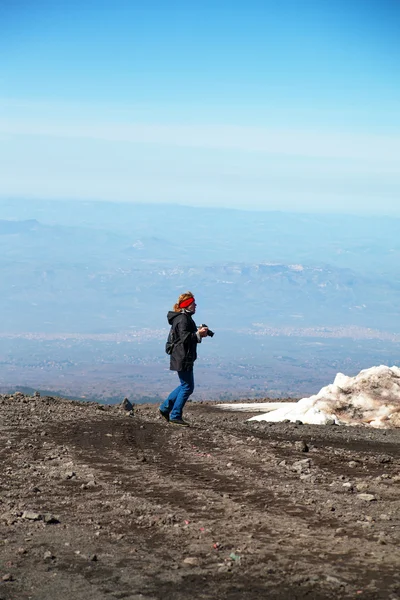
1;0;400;214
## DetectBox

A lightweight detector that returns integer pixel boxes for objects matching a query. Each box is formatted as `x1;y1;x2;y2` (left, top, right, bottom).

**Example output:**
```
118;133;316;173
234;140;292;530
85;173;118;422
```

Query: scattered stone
0;512;16;525
292;458;311;473
43;514;60;524
2;573;14;582
378;535;387;545
82;479;97;487
356;482;369;492
357;493;377;502
325;574;347;586
294;440;309;452
335;528;345;535
43;551;55;560
182;557;200;566
348;461;359;468
21;511;41;521
218;565;230;573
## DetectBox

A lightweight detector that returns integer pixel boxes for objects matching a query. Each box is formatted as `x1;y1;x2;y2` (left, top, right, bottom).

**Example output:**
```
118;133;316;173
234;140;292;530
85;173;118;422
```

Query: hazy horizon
1;196;400;219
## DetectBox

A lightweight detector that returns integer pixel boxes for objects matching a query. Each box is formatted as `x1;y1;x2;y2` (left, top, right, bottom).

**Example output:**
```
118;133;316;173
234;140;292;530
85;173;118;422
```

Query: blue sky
1;0;400;213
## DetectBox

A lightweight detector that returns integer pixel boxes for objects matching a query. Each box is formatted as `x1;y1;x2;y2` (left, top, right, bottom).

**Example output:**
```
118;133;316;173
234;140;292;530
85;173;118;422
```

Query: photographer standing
159;292;210;427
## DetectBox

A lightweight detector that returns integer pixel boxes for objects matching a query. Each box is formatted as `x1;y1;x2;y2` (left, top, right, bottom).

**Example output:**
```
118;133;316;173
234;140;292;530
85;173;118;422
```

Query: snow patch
249;365;400;428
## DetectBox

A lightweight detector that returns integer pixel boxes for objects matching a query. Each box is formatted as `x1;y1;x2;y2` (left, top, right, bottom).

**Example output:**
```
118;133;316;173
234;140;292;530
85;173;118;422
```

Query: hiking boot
169;418;190;427
159;409;170;423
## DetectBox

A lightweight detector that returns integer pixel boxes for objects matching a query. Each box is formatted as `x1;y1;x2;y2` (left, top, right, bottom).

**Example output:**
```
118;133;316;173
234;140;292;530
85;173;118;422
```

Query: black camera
200;324;214;337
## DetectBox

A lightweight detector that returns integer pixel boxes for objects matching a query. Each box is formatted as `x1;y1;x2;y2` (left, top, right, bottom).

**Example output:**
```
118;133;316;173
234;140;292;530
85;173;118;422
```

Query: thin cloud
1;117;400;163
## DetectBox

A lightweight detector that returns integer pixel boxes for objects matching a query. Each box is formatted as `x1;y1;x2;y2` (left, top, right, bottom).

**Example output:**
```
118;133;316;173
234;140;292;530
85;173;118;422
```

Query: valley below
0;329;399;404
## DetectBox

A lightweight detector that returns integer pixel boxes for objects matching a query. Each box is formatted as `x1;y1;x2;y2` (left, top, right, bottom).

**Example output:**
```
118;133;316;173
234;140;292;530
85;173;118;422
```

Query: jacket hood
167;310;181;325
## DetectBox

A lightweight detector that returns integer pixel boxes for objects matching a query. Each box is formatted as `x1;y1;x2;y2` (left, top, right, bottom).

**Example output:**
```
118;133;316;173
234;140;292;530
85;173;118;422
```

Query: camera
200;324;214;337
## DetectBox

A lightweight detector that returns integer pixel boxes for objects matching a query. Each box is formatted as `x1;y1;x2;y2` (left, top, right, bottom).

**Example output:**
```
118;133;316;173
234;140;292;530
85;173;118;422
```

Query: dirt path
1;394;400;599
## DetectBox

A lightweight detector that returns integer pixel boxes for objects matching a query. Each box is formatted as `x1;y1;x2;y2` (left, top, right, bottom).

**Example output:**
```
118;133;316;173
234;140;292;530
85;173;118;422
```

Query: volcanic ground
0;393;399;600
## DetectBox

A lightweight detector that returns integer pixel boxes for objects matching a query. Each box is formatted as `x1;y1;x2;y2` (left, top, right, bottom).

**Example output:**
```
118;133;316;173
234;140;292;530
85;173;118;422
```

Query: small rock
378;536;387;545
43;551;54;560
379;513;391;521
43;514;60;524
292;458;311;473
335;528;345;535
88;554;98;561
22;511;41;521
356;482;369;492
325;574;346;586
357;493;377;502
65;471;76;480
183;557;200;566
218;565;230;573
294;440;309;452
2;573;13;582
348;461;358;468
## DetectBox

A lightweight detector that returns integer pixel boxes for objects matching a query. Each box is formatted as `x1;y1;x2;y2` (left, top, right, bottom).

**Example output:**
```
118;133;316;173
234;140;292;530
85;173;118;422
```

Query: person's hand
198;326;208;338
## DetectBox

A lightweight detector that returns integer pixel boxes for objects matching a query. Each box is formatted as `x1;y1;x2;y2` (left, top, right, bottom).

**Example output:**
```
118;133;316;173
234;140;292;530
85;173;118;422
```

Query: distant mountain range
0;201;399;334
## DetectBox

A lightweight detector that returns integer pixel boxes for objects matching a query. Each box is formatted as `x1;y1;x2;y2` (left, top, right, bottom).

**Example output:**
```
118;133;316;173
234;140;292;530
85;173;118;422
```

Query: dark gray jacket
167;310;200;372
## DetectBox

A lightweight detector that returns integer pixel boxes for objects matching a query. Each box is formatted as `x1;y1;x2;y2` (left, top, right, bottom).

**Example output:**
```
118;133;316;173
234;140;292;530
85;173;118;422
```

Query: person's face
188;300;196;314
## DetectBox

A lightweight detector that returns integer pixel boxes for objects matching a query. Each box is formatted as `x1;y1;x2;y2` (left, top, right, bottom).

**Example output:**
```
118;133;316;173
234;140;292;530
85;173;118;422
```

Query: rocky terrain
0;393;399;600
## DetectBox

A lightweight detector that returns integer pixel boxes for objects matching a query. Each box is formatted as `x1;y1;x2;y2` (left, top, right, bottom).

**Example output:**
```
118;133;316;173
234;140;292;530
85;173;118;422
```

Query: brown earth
1;394;400;600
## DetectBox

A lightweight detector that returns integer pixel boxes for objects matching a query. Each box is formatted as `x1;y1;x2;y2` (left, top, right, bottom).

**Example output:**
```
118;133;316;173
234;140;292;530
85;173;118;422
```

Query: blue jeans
160;370;194;420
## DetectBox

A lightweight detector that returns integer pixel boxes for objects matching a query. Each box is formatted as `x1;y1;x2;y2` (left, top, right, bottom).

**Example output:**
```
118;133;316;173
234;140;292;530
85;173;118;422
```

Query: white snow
216;402;297;413
218;366;400;429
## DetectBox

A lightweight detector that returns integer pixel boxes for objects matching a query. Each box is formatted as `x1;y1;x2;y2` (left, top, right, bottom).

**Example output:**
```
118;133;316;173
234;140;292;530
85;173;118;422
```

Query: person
159;292;209;426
